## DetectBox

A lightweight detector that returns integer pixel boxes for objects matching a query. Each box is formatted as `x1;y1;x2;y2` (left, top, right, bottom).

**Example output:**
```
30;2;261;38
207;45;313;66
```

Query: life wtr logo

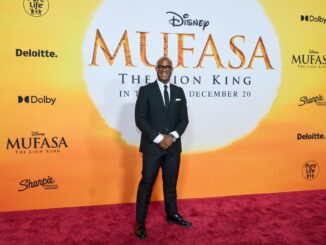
18;96;56;105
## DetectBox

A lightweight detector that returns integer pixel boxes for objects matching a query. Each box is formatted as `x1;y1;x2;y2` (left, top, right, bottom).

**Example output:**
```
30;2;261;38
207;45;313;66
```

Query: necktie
164;85;170;111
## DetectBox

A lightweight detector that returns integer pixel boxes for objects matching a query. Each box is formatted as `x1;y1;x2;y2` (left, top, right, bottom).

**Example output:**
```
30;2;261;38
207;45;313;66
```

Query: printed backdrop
0;0;325;211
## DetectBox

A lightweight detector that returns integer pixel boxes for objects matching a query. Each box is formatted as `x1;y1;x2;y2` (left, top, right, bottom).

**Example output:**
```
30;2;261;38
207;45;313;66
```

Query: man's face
155;58;173;83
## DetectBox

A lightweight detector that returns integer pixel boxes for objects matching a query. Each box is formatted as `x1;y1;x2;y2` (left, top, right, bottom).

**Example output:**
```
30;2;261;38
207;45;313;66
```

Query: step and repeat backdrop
1;0;325;211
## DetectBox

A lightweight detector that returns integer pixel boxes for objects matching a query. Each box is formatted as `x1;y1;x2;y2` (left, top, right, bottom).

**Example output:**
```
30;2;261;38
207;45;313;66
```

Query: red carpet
0;190;325;244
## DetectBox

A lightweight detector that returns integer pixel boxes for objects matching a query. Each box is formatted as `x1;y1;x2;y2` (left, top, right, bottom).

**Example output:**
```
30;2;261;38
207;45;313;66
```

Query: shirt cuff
153;134;164;144
169;131;179;139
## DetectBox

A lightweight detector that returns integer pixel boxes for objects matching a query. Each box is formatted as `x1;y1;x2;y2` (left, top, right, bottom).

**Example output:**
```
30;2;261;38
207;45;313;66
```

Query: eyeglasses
156;65;173;71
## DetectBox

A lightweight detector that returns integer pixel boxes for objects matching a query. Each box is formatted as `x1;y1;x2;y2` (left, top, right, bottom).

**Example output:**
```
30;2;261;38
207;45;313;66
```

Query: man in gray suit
135;56;191;240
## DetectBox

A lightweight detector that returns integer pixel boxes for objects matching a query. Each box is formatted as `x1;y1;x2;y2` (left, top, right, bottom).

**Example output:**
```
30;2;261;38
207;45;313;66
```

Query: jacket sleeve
135;86;159;141
174;88;189;136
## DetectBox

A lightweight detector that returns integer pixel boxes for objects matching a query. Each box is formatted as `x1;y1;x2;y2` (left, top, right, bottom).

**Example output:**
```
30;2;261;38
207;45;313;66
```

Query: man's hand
159;134;173;150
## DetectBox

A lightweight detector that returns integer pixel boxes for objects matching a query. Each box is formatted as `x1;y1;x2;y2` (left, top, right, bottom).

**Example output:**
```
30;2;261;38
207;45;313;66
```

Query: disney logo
31;131;45;137
166;11;210;31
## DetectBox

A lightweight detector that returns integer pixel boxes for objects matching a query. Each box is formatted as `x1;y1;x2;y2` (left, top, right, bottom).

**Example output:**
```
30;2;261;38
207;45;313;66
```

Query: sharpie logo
18;176;58;191
166;11;210;30
298;95;326;106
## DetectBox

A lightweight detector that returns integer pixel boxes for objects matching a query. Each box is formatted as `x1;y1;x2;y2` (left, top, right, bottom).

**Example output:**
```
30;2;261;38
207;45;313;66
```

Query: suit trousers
136;150;180;225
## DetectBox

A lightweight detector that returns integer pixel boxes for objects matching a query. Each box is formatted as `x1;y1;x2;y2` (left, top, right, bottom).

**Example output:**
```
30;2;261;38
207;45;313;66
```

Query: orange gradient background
0;0;325;212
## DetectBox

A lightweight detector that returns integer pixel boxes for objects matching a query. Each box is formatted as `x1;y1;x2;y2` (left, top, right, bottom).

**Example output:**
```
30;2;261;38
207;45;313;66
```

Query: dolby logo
300;15;326;24
18;96;56;105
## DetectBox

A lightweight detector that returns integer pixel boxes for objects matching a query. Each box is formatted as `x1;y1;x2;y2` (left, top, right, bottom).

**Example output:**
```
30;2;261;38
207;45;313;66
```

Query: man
134;56;191;240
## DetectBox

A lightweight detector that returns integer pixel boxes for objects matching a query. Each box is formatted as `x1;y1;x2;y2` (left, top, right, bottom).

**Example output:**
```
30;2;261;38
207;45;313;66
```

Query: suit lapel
167;84;176;114
153;80;165;112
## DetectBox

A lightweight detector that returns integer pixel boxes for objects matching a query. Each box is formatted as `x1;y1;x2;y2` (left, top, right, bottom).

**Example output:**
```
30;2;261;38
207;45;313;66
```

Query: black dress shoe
167;213;192;227
135;223;146;240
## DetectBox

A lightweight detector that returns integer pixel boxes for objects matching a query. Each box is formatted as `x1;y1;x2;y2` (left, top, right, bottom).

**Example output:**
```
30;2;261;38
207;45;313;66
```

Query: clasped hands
159;134;173;150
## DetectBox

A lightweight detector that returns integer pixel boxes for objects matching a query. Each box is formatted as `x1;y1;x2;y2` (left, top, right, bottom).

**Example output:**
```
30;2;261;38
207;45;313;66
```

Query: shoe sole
135;234;146;240
167;220;192;227
136;236;146;240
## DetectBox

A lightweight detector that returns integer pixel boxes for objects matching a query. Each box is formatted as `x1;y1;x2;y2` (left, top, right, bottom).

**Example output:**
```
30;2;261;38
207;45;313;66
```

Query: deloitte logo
83;0;281;153
18;96;56;105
